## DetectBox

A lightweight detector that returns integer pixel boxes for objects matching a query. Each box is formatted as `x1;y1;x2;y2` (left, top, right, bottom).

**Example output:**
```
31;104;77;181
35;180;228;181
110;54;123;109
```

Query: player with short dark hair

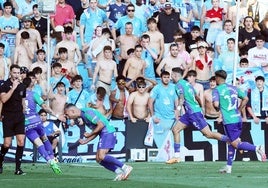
213;70;266;173
64;103;133;181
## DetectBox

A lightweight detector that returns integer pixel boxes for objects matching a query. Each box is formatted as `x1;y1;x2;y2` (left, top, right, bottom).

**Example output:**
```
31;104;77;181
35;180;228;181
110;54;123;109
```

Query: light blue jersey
150;83;177;119
67;89;91;109
80;8;108;43
114;15;145;37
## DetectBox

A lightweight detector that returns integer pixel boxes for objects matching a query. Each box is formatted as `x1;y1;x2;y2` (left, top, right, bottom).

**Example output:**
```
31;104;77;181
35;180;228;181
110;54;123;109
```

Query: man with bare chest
122;45;146;81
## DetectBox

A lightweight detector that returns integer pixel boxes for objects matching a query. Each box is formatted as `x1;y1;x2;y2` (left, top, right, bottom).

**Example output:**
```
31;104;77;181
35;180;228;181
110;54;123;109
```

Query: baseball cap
20;66;29;74
197;41;208;48
164;2;172;9
22;15;32;22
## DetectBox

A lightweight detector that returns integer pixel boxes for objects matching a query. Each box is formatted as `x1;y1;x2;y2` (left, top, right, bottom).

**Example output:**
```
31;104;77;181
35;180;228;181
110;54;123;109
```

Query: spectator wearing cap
0;42;11;83
155;2;192;57
31;4;49;38
16;14;42;55
0;2;19;63
248;35;268;75
16;0;36;20
50;0;75;30
247;76;268;124
192;41;213;90
19;66;29;81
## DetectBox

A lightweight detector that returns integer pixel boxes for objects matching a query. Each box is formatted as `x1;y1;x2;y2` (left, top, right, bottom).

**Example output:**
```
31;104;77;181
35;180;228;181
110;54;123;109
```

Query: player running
64;104;133;181
213;70;266;173
23;75;62;174
166;67;230;164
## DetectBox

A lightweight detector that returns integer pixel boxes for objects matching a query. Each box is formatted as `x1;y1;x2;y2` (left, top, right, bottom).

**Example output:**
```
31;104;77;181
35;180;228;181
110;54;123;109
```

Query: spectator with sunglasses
127;80;150;123
111;3;145;41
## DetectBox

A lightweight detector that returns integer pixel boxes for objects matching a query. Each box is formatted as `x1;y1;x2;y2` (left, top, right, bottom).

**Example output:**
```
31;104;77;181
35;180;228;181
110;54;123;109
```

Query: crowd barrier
0;119;267;163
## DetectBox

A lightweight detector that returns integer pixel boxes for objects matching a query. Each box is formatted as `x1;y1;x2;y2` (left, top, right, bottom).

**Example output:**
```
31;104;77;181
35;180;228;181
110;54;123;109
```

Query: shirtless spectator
92;45;118;95
116;22;139;76
187;70;204;111
54;26;82;65
156;43;187;78
127;80;150;123
30;49;48;81
203;76;220;120
122;44;146;81
88;86;112;118
56;47;77;80
48;82;68;127
144;17;164;65
192;41;214;90
126;76;157;93
16;15;42;53
110;76;129;120
14;31;34;69
85;28;115;75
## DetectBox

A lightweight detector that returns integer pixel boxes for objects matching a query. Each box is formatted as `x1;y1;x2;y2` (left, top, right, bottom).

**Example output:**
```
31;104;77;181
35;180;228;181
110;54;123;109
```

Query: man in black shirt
0;64;26;175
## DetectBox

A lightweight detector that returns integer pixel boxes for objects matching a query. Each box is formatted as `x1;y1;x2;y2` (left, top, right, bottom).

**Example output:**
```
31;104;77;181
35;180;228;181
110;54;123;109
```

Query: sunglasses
137;85;146;88
118;81;126;85
127;9;135;12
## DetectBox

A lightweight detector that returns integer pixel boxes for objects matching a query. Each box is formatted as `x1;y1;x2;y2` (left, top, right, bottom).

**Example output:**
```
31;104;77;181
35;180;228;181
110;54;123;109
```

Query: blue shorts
179;112;208;130
98;132;117;150
26;122;46;142
223;122;242;142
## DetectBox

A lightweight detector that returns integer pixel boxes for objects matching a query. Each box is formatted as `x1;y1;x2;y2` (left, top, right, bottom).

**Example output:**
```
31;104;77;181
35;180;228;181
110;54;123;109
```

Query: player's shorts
26;122;46;142
98;132;117;150
223;122;242;142
2;113;25;137
179;112;208;130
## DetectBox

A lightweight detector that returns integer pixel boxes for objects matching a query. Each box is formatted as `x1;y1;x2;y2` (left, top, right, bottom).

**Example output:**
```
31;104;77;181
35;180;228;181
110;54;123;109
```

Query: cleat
219;166;231;174
113;173;124;181
14;169;26;175
50;160;62;174
122;165;133;180
166;157;181;164
257;145;267;162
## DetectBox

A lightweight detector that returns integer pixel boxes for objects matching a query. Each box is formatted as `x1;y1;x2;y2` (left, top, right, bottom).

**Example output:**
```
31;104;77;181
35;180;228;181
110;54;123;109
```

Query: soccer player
64;104;133;181
212;70;266;173
166;67;229;164
22;75;62;174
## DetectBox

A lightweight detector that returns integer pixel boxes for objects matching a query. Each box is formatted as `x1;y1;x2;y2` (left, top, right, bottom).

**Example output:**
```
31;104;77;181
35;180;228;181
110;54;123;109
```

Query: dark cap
20;66;29;74
22;15;32;22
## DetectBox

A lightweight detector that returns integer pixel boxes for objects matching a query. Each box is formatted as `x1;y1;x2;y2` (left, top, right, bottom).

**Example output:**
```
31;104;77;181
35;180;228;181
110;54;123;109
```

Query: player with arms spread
64;104;133;181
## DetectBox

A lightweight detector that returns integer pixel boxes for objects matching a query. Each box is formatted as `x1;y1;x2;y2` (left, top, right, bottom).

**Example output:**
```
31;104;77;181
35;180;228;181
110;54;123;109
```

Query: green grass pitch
0;162;268;188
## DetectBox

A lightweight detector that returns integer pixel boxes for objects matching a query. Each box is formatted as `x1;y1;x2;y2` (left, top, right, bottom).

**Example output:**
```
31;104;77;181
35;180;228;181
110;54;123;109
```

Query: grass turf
0;161;267;188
